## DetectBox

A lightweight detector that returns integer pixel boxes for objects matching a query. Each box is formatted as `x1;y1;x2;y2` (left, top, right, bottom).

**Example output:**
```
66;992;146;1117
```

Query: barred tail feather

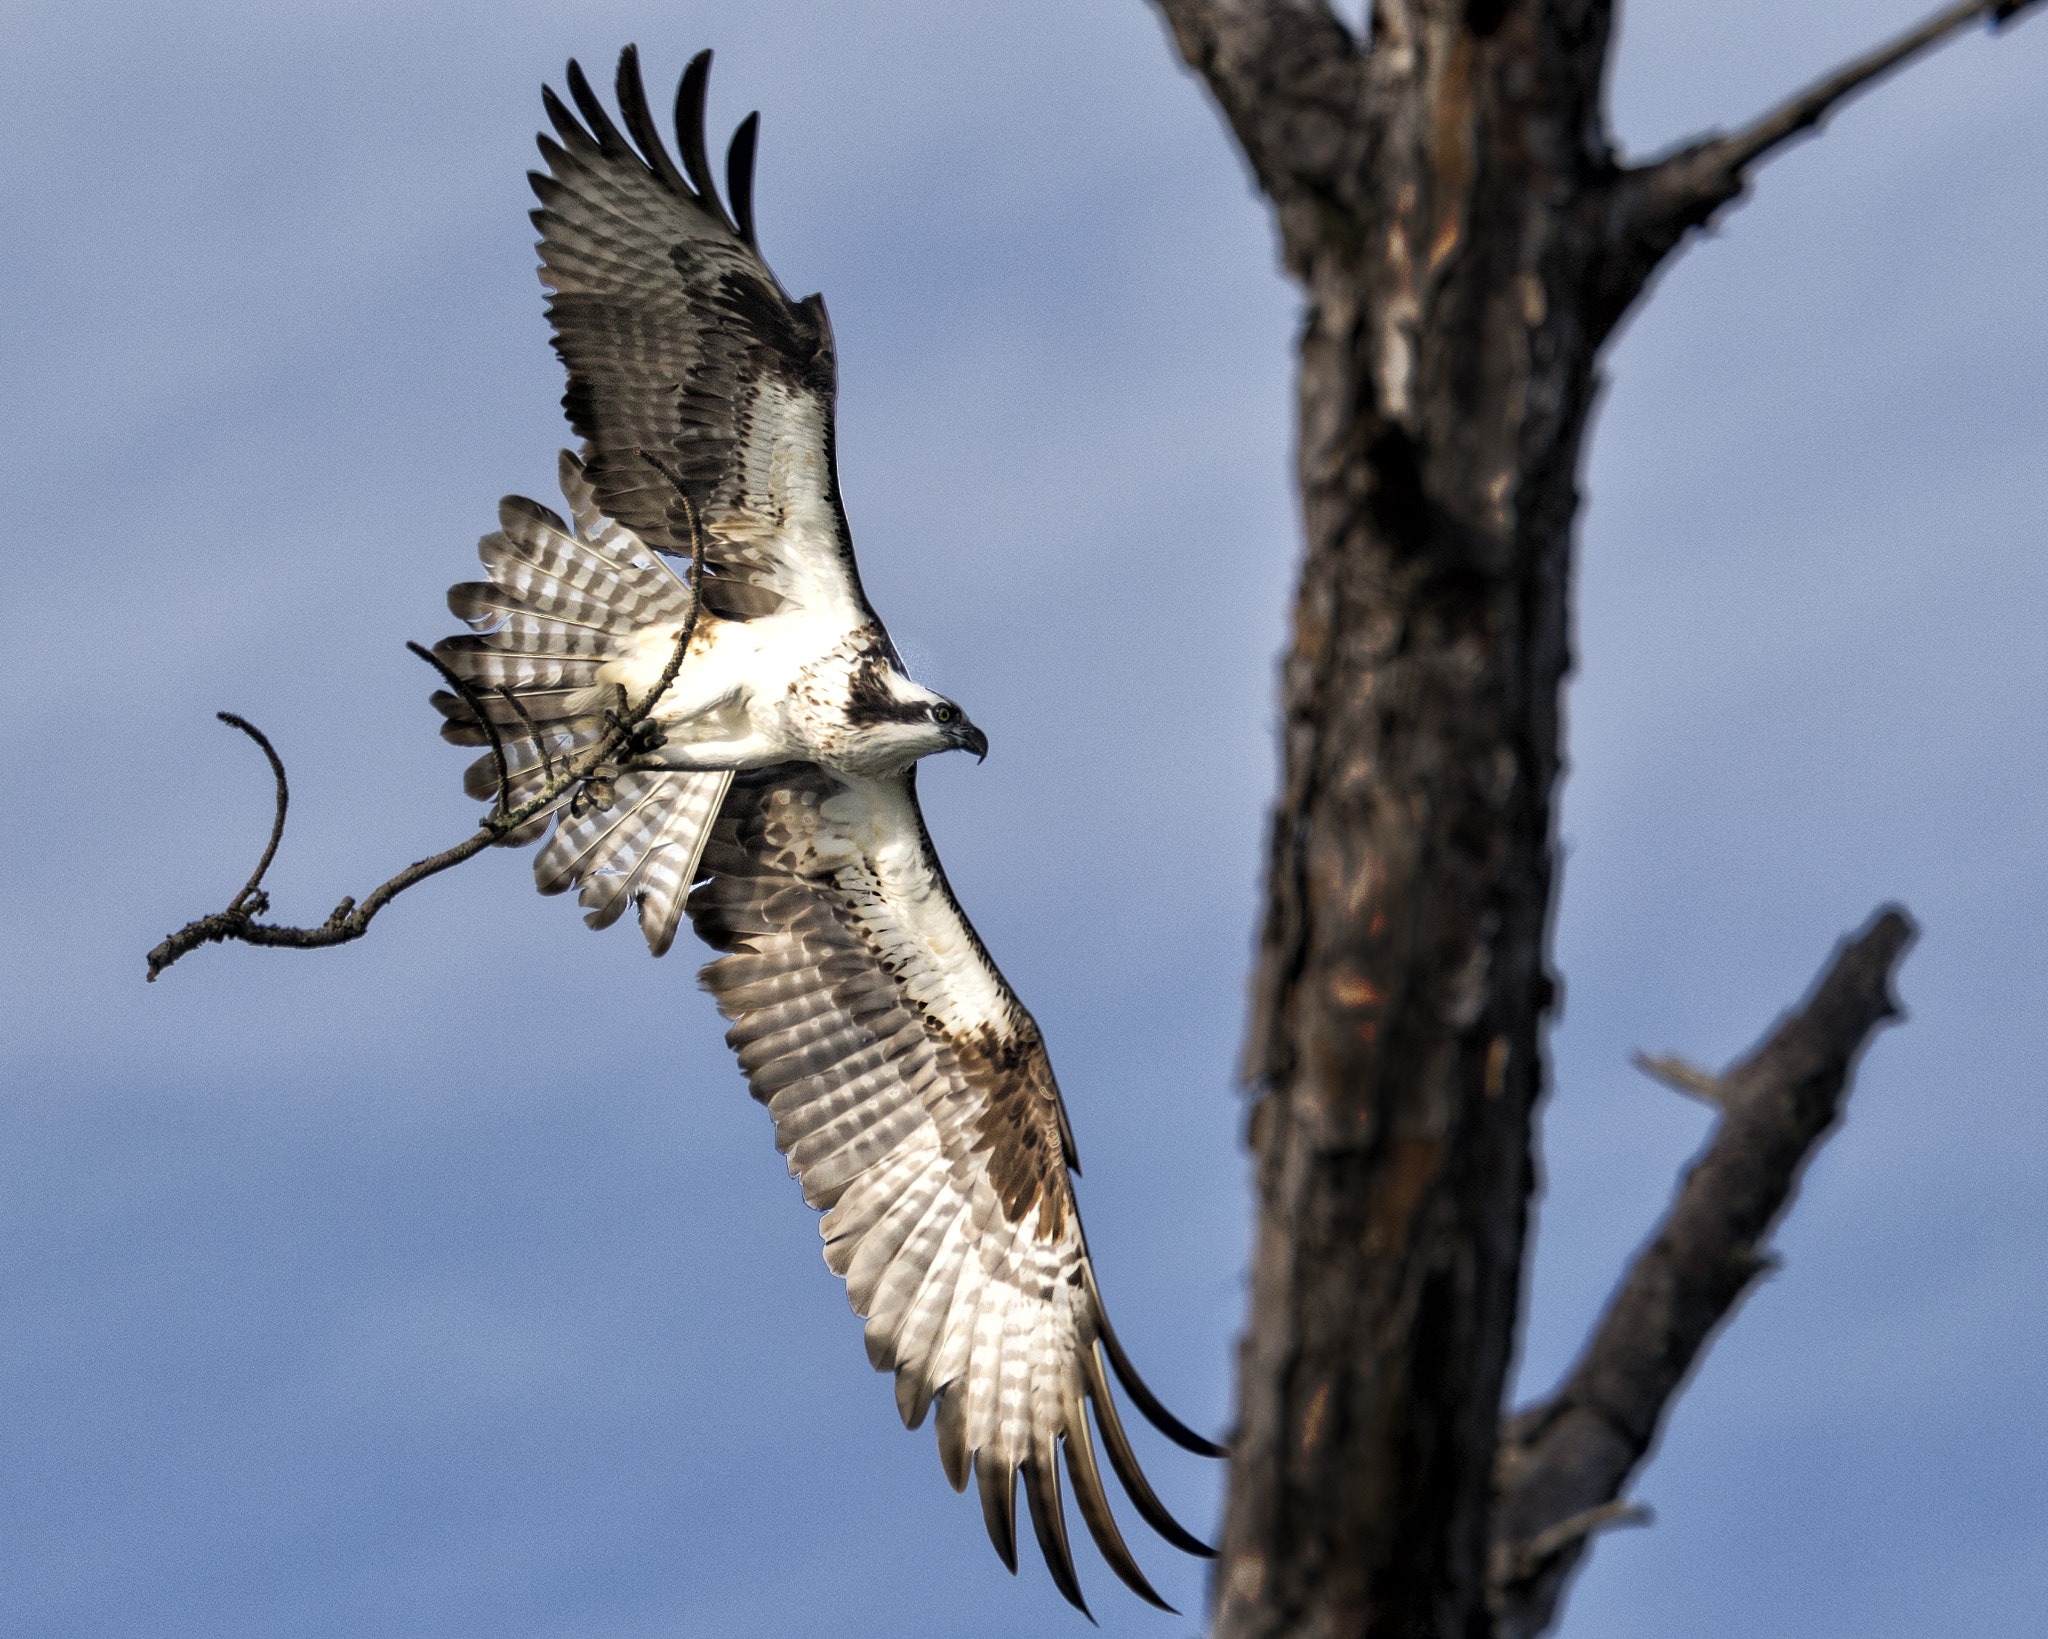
431;450;727;951
538;767;732;956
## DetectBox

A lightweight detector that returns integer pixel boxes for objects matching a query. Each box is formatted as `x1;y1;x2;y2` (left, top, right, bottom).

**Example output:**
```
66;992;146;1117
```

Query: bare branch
147;491;708;984
498;686;557;791
1629;0;2042;242
1693;0;2034;178
1489;905;1918;1639
408;640;512;821
217;713;289;916
1491;1500;1651;1590
1630;1050;1726;1109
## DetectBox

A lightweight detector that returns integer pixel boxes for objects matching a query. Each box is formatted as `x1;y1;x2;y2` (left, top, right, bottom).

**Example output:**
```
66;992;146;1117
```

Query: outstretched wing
531;47;877;631
689;765;1221;1614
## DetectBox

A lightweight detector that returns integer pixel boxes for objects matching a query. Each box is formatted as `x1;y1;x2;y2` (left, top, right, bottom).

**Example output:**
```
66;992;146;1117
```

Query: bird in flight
426;46;1220;1614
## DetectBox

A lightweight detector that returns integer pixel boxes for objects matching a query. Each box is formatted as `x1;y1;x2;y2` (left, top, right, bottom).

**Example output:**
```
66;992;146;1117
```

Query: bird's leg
568;688;639;816
573;718;674;815
574;713;670;818
619;717;669;758
569;775;617;818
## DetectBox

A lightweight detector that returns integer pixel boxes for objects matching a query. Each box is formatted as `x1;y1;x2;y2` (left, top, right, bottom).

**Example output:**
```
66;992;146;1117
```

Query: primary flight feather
428;47;1220;1614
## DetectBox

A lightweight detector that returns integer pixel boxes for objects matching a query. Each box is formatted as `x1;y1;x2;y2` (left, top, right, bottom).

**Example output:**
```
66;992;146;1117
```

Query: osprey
427;47;1220;1613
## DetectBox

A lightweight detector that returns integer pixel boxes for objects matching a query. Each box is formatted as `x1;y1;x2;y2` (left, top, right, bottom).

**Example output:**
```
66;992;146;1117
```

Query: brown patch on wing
955;1026;1071;1242
689;766;1036;1202
691;767;1063;1205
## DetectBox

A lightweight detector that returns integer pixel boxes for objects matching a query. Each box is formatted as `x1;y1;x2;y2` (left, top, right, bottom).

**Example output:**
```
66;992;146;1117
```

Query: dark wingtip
1022;1453;1093;1620
674;49;734;230
538;83;584;154
563;57;633;161
1080;1341;1217;1559
562;58;598;121
726;111;760;250
976;1452;1020;1575
1062;1426;1176;1612
894;1366;933;1431
1088;1273;1227;1458
936;1382;971;1493
614;44;691;196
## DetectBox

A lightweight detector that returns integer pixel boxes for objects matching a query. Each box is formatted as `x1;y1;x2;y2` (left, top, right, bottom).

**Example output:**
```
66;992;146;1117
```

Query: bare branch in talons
145;495;707;984
1631;1051;1727;1109
408;641;512;820
497;687;557;789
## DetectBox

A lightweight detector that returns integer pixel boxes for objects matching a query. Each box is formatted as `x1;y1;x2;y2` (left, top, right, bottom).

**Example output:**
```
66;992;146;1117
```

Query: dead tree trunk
1147;2;2034;1634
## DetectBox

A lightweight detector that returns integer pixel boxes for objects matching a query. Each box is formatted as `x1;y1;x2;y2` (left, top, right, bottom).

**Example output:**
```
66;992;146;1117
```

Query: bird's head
838;659;987;775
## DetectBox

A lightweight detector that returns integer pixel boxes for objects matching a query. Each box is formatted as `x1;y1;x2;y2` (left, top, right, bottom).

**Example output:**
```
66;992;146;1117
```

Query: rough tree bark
1144;3;2035;1635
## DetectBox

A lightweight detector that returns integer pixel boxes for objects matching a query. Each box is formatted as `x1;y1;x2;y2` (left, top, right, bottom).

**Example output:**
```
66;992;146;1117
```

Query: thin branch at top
1709;0;2036;176
1633;0;2043;231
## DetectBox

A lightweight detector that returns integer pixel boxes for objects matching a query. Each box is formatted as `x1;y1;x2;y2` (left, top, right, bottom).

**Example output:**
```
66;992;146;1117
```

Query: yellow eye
932;704;956;724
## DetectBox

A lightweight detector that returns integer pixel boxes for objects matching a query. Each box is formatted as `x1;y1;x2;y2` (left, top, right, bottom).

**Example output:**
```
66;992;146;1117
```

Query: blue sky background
2;3;2043;1634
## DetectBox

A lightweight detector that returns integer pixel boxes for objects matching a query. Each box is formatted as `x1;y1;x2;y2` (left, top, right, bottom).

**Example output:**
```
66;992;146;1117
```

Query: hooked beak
952;721;989;763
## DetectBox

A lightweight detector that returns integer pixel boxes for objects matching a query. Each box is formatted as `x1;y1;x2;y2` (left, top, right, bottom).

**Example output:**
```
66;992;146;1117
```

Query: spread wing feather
433;450;725;954
689;764;1217;1612
531;48;877;630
